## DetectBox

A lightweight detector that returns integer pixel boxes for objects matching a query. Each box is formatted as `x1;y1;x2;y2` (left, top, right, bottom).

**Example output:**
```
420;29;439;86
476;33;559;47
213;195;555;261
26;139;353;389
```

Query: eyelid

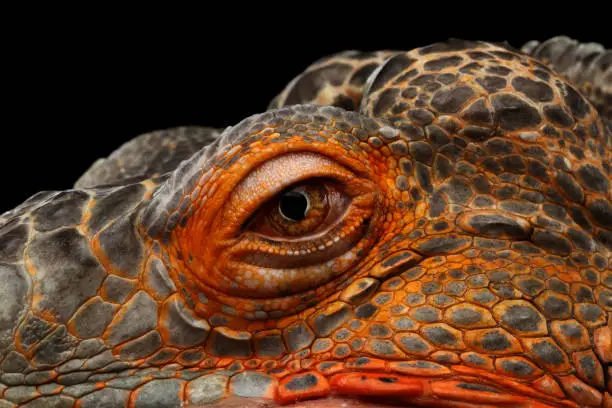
220;152;357;233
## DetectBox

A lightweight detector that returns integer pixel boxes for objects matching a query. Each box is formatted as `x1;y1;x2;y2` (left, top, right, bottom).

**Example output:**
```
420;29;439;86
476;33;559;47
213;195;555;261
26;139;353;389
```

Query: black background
3;14;609;213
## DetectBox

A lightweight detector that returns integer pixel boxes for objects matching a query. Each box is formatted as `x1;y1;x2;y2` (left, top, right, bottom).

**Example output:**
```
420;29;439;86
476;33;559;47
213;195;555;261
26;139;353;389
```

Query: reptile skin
0;37;610;408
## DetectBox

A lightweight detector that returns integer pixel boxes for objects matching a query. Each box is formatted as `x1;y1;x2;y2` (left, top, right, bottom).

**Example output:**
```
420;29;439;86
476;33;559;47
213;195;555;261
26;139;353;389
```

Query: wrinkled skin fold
0;36;611;407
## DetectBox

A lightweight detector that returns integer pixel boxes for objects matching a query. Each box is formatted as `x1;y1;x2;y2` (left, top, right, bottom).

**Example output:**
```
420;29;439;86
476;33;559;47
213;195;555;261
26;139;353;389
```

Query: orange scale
261;360;278;371
429;267;446;276
404;281;423;292
573;349;605;389
194;303;211;316
531;374;566;400
460;352;495;372
481;261;502;270
416;198;429;211
330;372;426;398
377;145;391;156
317;352;332;361
541;266;557;274
374;311;391;322
389;360;452;376
300;308;317;320
446;263;464;270
277;315;298;330
594;326;612;363
404;220;418;230
429;380;530;405
508;264;529;273
288;360;302;373
494;356;543;380
401;216;414;226
244;359;261;369
317;361;345;376
558;375;603;407
93;382;106;392
198;357;219;369
277;371;331;404
556;271;581;282
245;321;267;332
269;368;292;379
447;254;467;263
530;258;548;267
392;401;501;408
215;358;235;368
344;357;387;371
431;351;461;364
451;365;567;405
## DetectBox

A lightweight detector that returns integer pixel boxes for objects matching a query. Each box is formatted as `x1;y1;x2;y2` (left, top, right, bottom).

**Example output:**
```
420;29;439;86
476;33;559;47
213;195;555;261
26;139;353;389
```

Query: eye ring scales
162;129;387;308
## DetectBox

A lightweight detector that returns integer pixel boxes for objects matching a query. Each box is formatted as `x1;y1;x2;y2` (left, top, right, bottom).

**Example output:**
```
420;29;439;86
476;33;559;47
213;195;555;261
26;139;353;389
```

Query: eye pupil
279;191;309;221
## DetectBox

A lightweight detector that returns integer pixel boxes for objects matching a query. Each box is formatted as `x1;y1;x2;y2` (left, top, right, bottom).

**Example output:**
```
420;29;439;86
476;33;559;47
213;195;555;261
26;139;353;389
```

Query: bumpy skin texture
1;38;611;408
267;50;396;111
75;126;221;189
521;36;611;121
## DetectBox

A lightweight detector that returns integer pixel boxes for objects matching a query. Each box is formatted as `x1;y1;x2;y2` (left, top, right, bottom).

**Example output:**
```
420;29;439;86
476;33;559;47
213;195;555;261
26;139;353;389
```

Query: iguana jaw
201;368;576;408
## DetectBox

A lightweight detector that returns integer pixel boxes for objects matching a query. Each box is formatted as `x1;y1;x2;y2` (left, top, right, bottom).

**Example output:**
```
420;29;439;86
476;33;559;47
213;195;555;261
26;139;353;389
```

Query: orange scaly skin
0;38;610;407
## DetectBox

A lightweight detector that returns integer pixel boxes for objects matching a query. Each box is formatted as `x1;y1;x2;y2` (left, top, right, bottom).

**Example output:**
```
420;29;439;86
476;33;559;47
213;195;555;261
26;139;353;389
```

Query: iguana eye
244;179;349;238
186;151;380;298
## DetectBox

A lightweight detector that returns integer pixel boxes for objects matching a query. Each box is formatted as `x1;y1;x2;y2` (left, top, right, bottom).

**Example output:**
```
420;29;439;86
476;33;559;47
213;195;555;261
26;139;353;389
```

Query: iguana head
0;38;610;407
